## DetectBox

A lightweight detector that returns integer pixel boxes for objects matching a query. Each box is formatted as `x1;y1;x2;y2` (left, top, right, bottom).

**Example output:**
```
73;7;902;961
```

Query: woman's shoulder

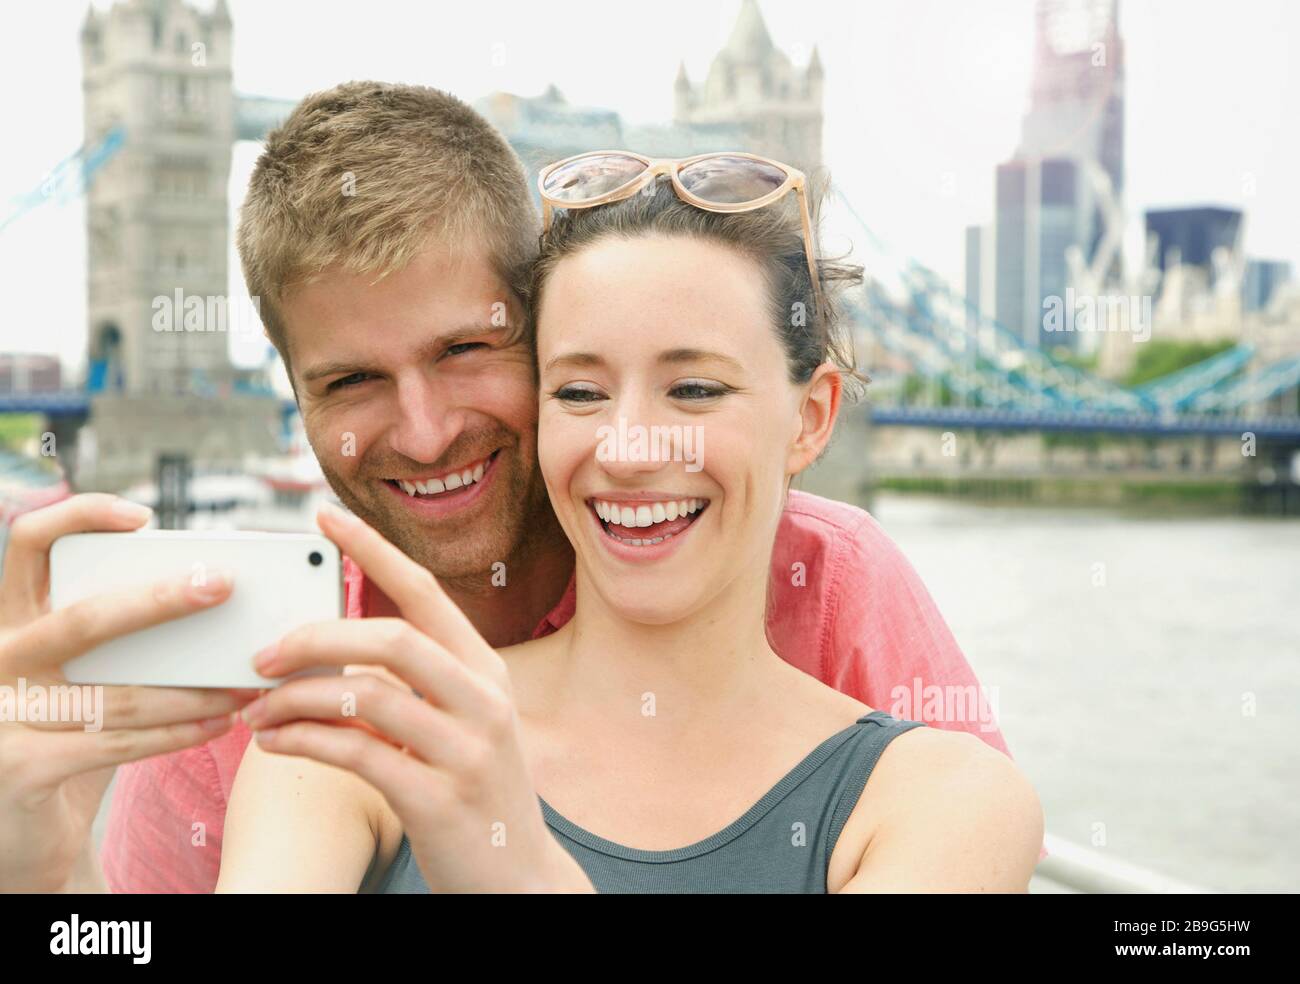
771;654;872;721
831;721;1044;891
875;714;962;755
866;721;1037;814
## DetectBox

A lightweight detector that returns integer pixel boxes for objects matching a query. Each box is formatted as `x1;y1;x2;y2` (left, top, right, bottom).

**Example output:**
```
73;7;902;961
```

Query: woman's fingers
7;568;234;675
0;494;153;625
16;683;260;733
244;672;472;771
258;618;488;718
314;504;495;672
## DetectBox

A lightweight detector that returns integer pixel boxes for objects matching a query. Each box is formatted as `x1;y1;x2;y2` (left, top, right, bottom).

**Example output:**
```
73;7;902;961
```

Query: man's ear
787;361;842;477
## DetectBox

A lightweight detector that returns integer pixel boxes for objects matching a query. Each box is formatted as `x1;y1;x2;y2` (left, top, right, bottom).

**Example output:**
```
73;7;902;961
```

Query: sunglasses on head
538;150;825;319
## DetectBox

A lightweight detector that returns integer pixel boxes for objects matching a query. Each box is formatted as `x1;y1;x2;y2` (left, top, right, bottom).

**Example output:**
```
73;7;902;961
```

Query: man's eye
446;342;488;357
670;380;730;400
328;372;374;392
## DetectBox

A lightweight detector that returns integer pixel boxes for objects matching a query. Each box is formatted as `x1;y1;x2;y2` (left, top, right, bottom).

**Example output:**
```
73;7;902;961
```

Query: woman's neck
540;559;781;726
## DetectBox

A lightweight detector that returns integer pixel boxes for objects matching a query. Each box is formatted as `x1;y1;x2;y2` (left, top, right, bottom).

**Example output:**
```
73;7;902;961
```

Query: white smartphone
52;530;344;689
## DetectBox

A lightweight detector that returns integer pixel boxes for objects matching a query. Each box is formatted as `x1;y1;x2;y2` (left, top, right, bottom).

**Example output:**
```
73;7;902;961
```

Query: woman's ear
787;361;842;477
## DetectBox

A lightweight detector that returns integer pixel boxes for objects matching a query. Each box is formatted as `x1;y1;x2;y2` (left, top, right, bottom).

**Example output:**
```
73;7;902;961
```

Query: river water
867;492;1300;892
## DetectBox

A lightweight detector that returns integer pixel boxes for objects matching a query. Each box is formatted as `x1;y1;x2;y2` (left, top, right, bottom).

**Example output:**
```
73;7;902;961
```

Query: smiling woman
526;174;863;584
354;162;1041;893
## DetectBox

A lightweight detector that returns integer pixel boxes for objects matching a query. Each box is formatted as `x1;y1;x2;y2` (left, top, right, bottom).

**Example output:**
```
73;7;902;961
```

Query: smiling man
275;242;573;646
96;81;1029;892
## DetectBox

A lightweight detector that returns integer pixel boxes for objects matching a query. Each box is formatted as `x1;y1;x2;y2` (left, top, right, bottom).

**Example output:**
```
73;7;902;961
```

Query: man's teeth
593;498;706;528
396;458;488;497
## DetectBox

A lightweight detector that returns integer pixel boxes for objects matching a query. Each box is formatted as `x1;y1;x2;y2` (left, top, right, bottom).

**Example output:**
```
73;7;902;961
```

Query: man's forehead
291;243;507;307
281;248;520;366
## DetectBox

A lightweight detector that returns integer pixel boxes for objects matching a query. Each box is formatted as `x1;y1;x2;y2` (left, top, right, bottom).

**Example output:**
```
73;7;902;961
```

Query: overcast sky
2;0;1296;373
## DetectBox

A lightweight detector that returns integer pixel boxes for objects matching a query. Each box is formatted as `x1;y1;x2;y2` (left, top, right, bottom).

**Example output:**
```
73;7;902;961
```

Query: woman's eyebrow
658;348;745;372
542;352;604;373
543;349;743;373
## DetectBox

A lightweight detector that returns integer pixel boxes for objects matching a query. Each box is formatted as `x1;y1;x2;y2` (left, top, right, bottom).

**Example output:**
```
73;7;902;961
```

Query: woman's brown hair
523;176;867;398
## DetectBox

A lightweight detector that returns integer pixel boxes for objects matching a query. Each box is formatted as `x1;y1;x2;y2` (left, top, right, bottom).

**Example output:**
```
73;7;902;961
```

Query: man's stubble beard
318;442;554;590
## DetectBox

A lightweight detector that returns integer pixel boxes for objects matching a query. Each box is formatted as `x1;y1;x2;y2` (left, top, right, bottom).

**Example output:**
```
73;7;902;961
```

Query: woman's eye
670;380;729;400
328;372;374;392
554;384;605;403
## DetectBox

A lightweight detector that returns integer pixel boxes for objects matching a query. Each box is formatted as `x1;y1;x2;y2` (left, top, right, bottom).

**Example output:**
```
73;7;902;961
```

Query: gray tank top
377;709;925;894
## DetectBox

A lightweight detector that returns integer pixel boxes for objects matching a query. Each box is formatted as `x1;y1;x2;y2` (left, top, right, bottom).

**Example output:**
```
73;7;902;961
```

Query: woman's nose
595;397;679;478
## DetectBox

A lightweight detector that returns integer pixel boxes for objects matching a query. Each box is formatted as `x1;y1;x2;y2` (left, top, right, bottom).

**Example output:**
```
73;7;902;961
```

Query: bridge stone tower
77;0;280;492
672;0;823;175
81;0;235;393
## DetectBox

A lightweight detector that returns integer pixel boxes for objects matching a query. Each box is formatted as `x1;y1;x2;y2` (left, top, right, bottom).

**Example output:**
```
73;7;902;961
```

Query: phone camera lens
308;551;323;567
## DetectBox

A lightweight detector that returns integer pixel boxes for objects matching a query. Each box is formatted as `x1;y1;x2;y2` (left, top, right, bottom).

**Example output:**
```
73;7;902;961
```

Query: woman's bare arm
215;729;389;893
837;729;1044;893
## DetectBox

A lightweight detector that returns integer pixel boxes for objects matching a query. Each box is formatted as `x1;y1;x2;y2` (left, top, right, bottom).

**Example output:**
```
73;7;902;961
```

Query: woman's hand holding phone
242;501;594;893
0;494;257;893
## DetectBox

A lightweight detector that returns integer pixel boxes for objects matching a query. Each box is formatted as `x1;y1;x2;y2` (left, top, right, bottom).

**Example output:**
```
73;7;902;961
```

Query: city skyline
2;0;1297;373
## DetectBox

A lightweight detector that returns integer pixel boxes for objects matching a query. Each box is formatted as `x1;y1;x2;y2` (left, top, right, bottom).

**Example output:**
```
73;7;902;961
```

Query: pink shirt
100;490;1039;892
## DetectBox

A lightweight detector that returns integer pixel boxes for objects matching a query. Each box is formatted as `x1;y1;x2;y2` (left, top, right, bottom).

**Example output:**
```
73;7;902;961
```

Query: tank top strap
820;710;928;871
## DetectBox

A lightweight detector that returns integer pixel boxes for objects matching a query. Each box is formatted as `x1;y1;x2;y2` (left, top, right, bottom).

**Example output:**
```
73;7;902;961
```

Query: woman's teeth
591;497;708;547
395;456;489;497
593;498;705;527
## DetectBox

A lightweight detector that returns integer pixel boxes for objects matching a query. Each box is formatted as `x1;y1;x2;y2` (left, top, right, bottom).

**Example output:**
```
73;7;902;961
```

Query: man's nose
388;374;462;463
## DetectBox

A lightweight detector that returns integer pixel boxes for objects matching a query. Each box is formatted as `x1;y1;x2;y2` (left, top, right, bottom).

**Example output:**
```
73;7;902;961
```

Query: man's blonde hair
237;81;539;372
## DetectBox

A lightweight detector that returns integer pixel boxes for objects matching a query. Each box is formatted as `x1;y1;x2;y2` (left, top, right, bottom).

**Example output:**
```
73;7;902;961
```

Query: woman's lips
588;497;709;547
